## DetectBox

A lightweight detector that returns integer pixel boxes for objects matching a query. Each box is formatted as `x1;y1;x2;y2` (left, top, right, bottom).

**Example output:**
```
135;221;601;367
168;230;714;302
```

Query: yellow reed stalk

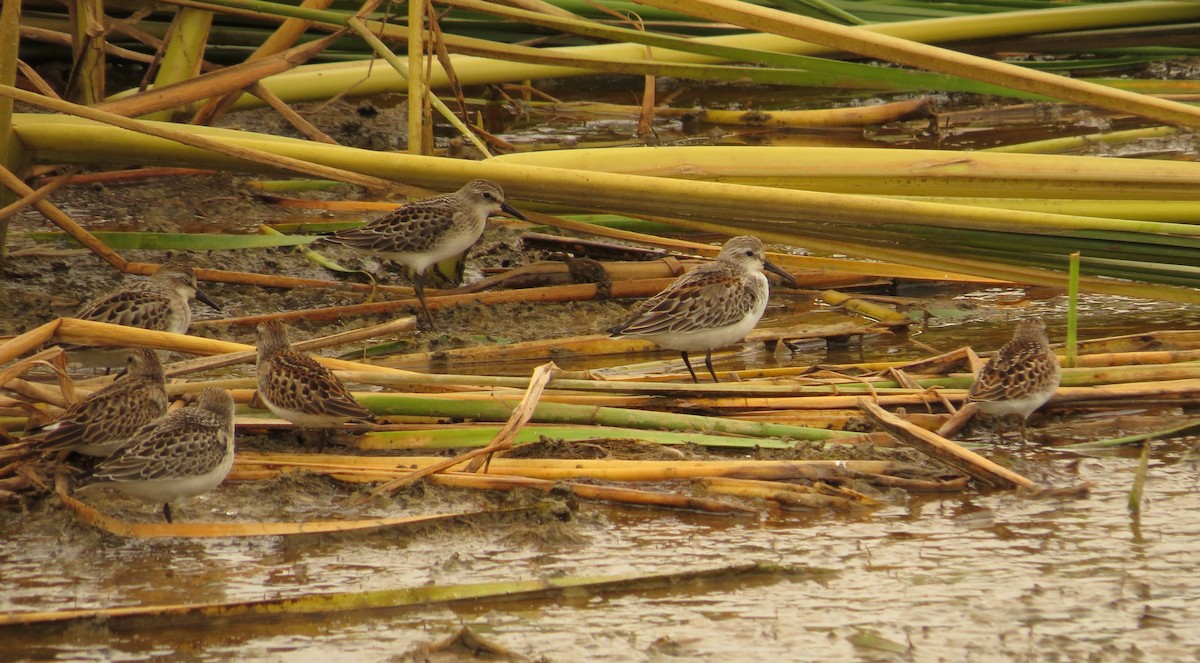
879;197;1200;223
192;0;338;125
55;476;511;539
361;362;560;501
1;87;409;194
859;399;1037;489
680;392;963;410
1076;349;1200;368
429;472;760;515
697;477;865;510
0;319;60;366
221;2;1200;109
1053;379;1200;406
233;452;901;481
819;290;910;324
407;1;423;155
709;476;882;504
0;0;18;204
345;15;490;156
66;0;106;104
681;97;930;127
491;146;1200;200
52;318;427;378
145;7;213;121
9;109;1200;301
631;0;1200;128
96;33;345;119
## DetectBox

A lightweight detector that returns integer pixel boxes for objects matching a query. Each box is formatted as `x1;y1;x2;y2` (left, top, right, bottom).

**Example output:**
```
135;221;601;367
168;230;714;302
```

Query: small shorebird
75;262;220;334
608;236;797;383
322;179;527;328
967;319;1061;441
30;348;169;458
255;320;373;430
70;262;220;366
78;387;236;523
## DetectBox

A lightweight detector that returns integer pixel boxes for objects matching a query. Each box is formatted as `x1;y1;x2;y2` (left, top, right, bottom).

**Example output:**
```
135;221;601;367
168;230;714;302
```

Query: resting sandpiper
75;262;220;334
31;348;169;457
322;179;527;328
608;236;797;383
78;387;236;523
967;319;1061;441
70;262;220;365
255;320;373;429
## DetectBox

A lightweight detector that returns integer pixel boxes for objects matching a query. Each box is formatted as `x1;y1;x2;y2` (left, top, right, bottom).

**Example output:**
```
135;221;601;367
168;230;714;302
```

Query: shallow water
3;444;1199;661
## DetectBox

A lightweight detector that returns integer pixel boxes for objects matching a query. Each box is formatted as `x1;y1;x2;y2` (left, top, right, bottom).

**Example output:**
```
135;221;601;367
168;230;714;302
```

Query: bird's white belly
383;223;484;274
975;389;1055;419
263;400;349;428
108;459;232;503
637;305;765;352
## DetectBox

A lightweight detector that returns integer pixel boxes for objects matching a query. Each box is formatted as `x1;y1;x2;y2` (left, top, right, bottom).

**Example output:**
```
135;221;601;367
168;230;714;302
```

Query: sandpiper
967;319;1061;441
255;320;374;430
608;236;797;383
77;387;236;523
322;179;527;328
70;262;220;365
75;262;220;334
30;348;169;457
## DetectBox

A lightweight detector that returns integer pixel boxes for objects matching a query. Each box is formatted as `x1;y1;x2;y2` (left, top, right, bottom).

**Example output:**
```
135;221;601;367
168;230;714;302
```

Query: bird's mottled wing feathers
36;378;168;451
75;288;176;331
262;352;372;419
92;410;228;482
968;339;1058;403
611;266;759;336
327;196;458;255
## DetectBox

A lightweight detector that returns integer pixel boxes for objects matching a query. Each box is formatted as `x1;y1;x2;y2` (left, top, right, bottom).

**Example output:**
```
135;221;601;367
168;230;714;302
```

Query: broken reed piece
352;362;561;503
858;398;1038;490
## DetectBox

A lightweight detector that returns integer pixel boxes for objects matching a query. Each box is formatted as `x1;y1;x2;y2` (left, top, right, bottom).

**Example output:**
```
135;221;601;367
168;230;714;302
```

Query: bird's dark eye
482;192;494;200
745;249;754;256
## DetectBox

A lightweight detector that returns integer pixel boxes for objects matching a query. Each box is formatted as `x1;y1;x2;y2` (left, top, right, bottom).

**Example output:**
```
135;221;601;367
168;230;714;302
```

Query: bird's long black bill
500;201;529;222
195;288;221;311
763;260;799;288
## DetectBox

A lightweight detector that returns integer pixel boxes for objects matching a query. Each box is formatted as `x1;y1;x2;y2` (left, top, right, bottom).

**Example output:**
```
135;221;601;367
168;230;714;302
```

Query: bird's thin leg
162;503;174;523
990;416;1006;443
680;351;700;383
410;272;436;330
704;351;720;383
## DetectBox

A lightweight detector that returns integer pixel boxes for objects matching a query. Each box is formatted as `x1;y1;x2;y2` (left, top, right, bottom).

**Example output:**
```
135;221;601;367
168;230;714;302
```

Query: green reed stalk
353;393;849;441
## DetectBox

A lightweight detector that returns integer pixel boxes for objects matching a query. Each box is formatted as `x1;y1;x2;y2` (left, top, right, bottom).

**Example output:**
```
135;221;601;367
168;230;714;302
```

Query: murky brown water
3;442;1199;660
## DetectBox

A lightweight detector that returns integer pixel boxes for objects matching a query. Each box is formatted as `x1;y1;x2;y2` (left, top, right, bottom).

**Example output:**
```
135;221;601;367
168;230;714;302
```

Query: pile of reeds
6;293;1195;535
2;0;1199;518
2;0;1200;295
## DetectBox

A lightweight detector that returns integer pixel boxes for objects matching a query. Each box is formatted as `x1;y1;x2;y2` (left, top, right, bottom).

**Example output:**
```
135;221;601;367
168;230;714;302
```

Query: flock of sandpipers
10;180;1062;522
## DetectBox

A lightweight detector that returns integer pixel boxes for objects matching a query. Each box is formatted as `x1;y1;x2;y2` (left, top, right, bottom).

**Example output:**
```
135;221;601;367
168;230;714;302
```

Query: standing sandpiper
608;236;797;383
967;319;1061;441
31;348;169;458
322;179;527;328
77;387;236;523
255;320;374;430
